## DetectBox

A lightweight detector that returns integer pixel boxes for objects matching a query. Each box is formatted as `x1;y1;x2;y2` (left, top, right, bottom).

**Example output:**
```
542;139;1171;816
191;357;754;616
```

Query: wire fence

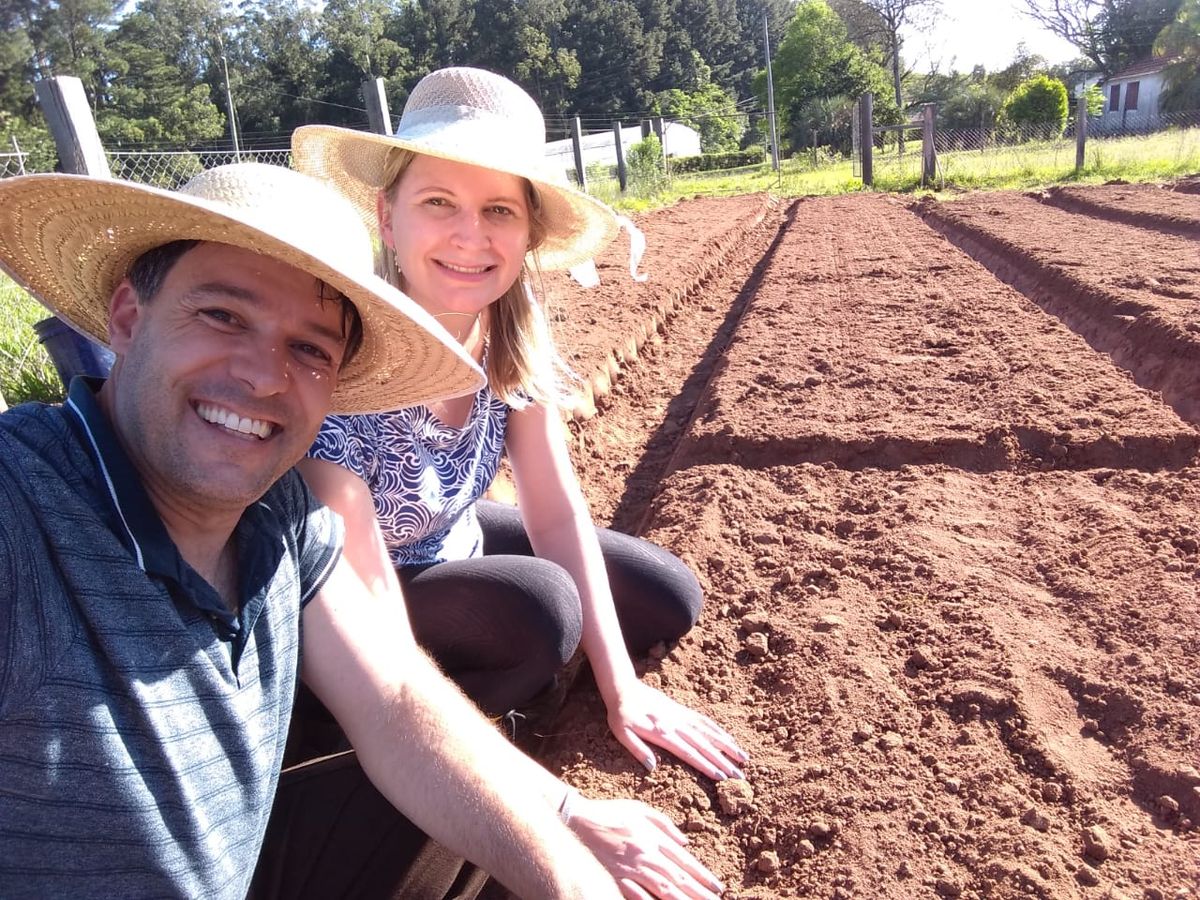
0;145;292;186
0;152;31;178
108;148;292;188
868;108;1200;187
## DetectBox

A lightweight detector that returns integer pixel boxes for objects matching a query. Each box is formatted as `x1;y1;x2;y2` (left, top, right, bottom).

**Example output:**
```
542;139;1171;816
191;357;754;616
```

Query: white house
1097;57;1177;129
543;122;701;181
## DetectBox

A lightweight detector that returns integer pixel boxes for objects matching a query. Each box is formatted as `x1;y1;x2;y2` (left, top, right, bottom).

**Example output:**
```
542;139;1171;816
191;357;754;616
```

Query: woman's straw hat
292;67;620;270
0;163;484;413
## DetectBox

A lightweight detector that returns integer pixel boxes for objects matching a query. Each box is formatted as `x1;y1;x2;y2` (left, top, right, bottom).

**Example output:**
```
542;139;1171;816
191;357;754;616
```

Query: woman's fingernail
644;754;657;771
731;766;746;780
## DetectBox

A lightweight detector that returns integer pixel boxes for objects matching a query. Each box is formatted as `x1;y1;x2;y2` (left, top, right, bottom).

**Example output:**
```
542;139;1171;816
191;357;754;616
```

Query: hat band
397;104;546;159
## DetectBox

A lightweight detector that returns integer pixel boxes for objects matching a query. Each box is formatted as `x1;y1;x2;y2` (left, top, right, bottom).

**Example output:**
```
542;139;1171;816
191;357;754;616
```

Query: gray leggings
398;500;703;716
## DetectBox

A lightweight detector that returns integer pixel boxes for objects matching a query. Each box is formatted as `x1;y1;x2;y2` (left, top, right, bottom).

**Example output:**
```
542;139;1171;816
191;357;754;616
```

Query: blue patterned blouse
307;385;510;566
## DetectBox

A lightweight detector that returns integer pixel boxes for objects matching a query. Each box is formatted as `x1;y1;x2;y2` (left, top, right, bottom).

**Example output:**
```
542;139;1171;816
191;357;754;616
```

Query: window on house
1110;84;1120;112
1125;81;1140;111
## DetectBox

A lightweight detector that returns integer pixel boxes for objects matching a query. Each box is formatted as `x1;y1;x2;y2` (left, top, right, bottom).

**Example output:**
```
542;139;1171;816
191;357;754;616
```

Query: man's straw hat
0;163;484;413
292;67;620;270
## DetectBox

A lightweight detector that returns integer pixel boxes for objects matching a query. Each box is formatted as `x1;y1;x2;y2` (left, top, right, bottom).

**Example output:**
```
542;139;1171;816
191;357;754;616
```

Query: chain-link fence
108;148;292;188
854;103;1200;188
0;146;292;184
0;152;31;178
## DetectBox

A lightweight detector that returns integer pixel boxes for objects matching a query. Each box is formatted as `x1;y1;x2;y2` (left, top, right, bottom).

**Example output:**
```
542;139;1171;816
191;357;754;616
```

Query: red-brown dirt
915;192;1200;426
1039;183;1200;238
491;184;1200;899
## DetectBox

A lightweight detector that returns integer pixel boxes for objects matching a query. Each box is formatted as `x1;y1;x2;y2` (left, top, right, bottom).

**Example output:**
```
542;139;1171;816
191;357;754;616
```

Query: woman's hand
606;680;748;782
569;796;724;899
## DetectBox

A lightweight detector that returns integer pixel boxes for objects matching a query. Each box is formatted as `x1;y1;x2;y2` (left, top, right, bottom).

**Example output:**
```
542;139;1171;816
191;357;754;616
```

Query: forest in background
1;0;1196;167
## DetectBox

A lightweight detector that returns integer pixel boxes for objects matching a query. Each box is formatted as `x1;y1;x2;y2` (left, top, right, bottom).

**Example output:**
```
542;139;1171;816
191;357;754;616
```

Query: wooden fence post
922;103;937;187
651;116;669;177
571;116;587;190
34;77;111;176
859;92;874;187
362;78;392;135
612;122;627;192
1075;93;1088;173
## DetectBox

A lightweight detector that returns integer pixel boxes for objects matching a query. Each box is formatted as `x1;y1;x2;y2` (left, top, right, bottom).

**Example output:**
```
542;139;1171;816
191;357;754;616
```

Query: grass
596;124;1200;212
1;273;63;407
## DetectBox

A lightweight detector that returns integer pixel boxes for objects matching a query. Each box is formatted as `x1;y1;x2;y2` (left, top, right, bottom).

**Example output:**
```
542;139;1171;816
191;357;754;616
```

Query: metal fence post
362;78;392;135
10;136;26;175
922;103;937;187
1075;94;1088;173
612;122;627;192
859;92;874;187
34;76;111;176
571;117;587;190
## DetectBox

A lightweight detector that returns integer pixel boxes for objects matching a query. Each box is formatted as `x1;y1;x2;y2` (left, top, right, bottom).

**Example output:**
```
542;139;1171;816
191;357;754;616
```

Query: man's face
104;242;350;518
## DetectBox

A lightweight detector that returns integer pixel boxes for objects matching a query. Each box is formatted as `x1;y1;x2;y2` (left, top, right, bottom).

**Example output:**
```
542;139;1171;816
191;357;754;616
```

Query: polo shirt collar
63;377;240;632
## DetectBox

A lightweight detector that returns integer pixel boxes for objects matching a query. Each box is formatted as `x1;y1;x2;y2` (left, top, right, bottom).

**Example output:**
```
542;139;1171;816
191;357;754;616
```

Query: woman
292;68;746;786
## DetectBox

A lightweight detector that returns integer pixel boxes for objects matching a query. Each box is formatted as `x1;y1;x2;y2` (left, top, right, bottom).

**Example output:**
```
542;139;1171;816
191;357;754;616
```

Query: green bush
999;75;1070;140
627;134;668;195
670;146;767;174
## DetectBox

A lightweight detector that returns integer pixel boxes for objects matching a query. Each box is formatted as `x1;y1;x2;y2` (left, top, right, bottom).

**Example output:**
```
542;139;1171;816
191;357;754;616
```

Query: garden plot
1039;182;1200;237
916;192;1200;424
679;194;1198;472
540;193;781;419
516;185;1200;900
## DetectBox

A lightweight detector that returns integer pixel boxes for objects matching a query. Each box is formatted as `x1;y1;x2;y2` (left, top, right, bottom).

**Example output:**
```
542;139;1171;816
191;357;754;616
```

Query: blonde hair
378;147;561;407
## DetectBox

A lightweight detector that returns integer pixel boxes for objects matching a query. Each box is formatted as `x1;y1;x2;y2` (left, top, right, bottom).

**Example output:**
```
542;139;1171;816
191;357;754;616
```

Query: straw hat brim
292;125;620;271
0;173;484;414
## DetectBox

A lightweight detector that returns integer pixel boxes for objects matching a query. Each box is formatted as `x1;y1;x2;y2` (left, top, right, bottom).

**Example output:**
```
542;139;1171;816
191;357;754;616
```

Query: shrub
627;134;668;195
999;75;1070;140
670;146;767;174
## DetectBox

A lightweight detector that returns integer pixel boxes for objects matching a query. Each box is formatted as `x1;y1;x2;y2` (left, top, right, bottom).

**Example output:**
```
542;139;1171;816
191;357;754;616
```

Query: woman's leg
476;500;704;656
399;555;583;717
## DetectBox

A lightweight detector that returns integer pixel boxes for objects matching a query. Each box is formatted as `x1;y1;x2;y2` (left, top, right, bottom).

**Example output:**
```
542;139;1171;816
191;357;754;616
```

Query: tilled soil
1038;183;1200;238
915;192;1200;425
497;184;1200;899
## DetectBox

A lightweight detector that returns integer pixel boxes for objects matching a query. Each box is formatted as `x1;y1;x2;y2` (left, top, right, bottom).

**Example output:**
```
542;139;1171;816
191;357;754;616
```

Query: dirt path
493;185;1199;899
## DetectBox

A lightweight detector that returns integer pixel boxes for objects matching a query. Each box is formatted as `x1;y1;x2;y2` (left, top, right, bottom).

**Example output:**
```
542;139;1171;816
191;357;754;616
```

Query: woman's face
379;154;532;318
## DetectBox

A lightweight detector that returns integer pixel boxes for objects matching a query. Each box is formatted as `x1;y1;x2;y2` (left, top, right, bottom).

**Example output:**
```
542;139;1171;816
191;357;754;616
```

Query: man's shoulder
0;401;77;488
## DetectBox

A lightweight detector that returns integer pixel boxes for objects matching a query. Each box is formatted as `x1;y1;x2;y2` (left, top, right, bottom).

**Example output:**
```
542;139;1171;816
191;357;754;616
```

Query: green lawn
599;124;1200;210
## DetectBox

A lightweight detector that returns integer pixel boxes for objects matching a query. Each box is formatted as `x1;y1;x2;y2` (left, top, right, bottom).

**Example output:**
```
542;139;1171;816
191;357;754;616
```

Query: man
0;163;721;899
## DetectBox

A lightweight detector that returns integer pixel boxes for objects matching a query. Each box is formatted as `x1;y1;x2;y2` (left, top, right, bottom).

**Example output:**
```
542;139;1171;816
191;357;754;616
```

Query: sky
900;0;1084;74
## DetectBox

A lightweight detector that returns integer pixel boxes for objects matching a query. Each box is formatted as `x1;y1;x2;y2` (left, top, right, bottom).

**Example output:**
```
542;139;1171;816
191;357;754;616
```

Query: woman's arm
298;454;726;898
505;402;747;781
296;457;415;643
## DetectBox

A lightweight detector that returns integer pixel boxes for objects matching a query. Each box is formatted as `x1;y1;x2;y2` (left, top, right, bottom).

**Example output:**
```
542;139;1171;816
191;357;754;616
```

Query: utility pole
215;32;241;159
763;14;780;172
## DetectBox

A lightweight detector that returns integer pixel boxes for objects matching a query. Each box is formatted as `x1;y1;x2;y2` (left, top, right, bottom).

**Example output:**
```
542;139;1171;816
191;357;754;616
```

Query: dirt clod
717;779;754;816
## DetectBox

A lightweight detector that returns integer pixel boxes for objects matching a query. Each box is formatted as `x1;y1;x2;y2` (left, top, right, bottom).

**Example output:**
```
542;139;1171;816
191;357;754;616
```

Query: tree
99;8;226;147
655;57;745;150
998;73;1069;139
1155;0;1200;110
230;0;330;137
991;42;1049;94
759;0;898;153
560;0;661;115
1022;0;1184;76
829;0;941;113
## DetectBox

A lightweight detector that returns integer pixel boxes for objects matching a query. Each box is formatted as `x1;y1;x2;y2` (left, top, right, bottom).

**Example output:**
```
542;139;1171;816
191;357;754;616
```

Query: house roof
1103;56;1181;82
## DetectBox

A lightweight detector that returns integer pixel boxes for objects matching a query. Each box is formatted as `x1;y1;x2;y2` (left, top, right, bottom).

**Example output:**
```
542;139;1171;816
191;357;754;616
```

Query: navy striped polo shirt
0;378;342;898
